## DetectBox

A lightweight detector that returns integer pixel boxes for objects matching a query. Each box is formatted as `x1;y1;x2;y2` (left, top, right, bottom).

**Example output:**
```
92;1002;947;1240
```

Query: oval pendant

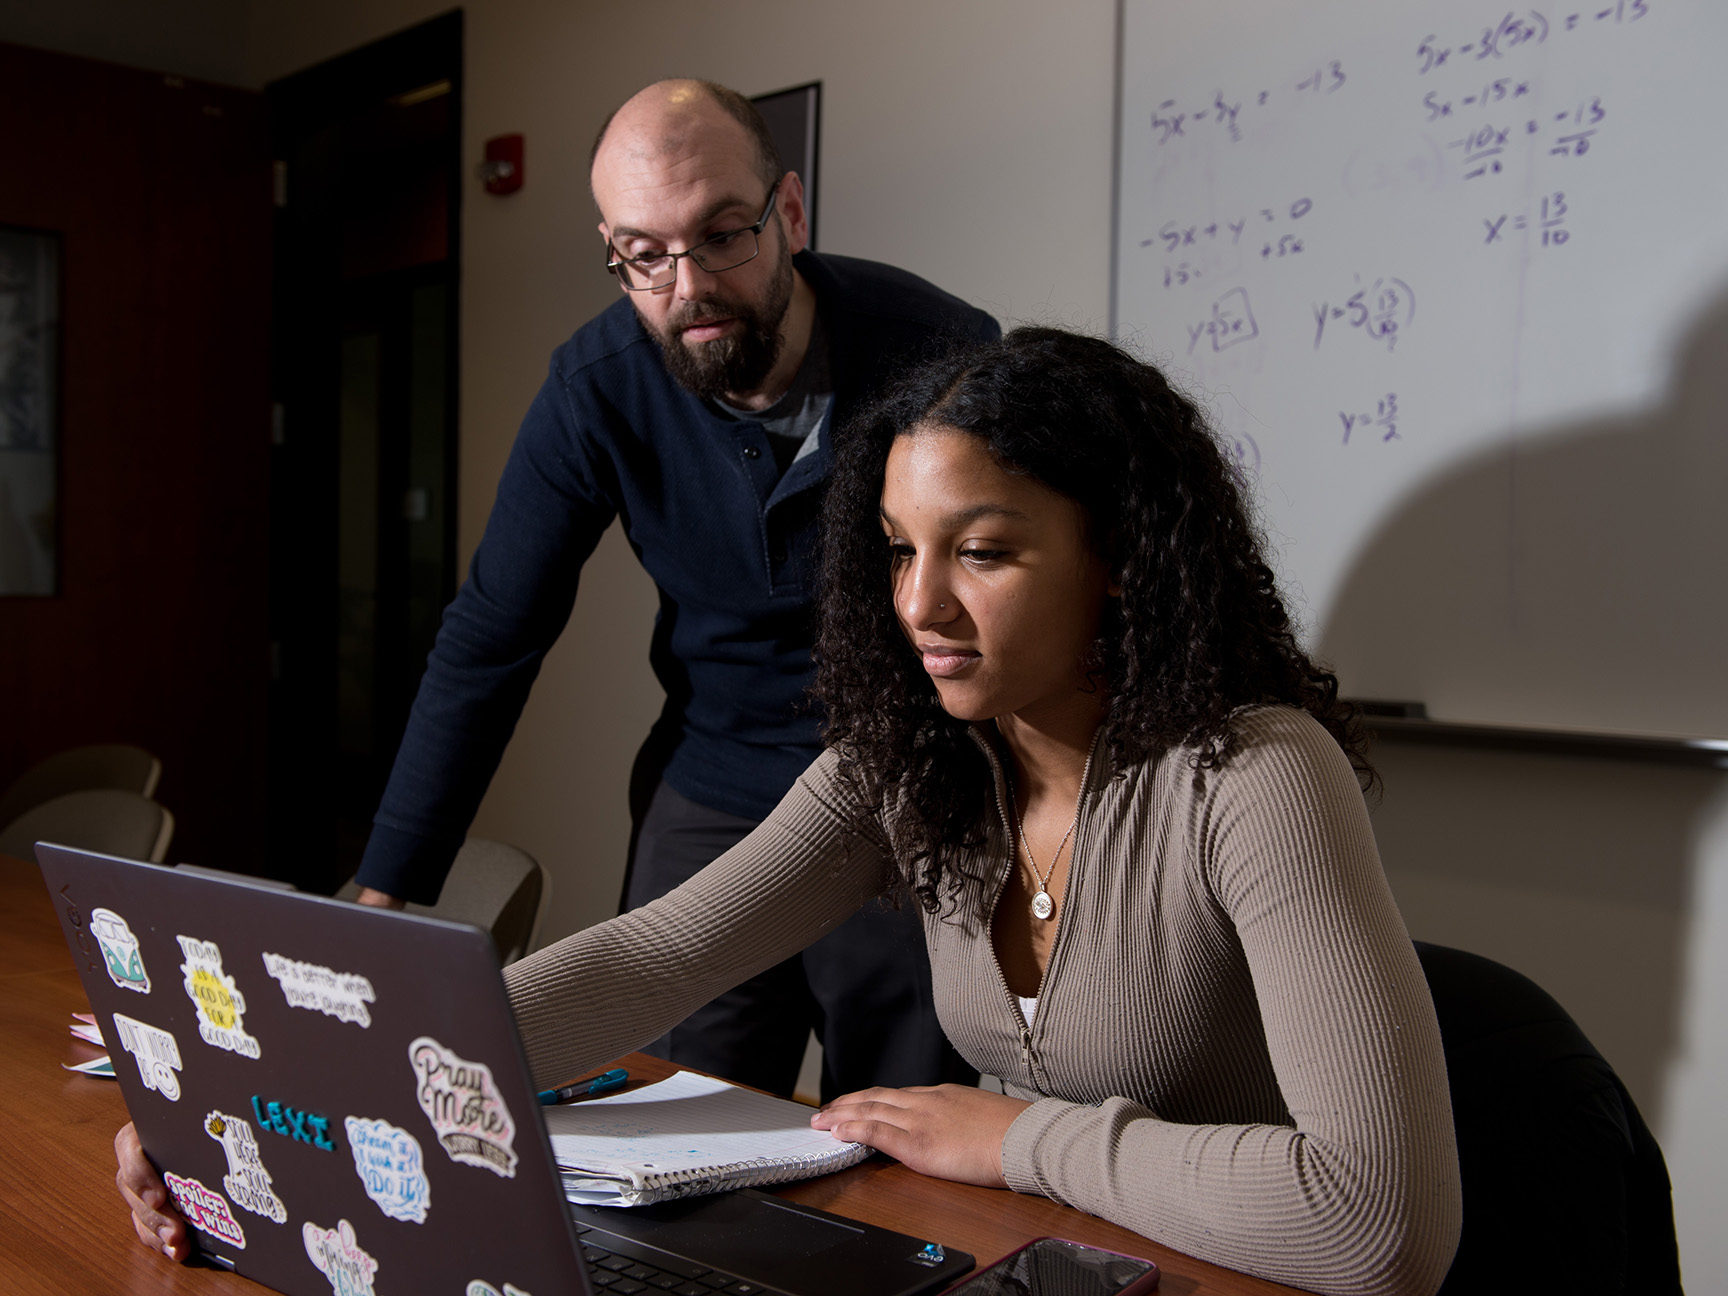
1030;890;1054;921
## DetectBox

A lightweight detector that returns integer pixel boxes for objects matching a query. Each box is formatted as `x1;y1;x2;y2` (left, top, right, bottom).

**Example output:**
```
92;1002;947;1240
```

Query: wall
0;40;272;872
3;0;1720;1283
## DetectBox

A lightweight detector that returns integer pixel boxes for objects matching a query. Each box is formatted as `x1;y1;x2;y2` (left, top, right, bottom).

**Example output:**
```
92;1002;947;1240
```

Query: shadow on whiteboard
1331;288;1728;1287
1320;284;1728;740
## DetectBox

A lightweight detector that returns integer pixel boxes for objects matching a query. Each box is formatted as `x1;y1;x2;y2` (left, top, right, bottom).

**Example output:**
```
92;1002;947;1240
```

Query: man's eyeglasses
606;180;780;292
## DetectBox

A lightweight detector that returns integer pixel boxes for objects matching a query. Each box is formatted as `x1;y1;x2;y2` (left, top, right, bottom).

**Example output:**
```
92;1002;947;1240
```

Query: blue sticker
251;1095;337;1151
344;1116;430;1224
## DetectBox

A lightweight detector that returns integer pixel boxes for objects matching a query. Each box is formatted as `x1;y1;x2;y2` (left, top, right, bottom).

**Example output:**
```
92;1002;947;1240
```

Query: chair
1415;942;1683;1296
338;837;548;965
0;789;175;864
0;743;162;833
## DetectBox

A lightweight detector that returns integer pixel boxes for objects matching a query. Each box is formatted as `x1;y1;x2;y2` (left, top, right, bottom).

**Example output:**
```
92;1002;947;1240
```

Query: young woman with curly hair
118;328;1460;1295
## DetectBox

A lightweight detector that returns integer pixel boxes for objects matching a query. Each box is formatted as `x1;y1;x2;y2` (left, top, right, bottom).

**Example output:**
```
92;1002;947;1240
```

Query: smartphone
936;1237;1160;1295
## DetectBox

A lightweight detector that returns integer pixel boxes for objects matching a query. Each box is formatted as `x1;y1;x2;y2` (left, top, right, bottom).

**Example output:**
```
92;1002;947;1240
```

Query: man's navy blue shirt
359;251;999;903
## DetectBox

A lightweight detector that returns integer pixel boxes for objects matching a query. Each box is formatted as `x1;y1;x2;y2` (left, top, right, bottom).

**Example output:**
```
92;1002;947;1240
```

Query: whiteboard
1114;0;1728;738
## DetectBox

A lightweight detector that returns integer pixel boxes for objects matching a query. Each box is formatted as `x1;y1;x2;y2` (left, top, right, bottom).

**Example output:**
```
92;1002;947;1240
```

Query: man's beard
645;235;795;401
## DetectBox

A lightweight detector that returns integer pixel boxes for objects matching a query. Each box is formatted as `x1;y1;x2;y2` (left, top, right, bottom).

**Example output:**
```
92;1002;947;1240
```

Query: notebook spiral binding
560;1141;872;1206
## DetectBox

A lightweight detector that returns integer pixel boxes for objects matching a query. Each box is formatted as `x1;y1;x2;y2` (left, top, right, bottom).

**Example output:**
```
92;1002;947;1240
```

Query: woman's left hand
811;1084;1032;1187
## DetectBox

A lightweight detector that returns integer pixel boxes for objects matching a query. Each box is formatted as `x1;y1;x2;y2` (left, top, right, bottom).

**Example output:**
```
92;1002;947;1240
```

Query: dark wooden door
266;13;462;889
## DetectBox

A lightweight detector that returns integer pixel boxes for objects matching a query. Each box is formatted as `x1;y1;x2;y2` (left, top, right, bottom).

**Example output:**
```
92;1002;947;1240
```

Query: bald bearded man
351;79;996;1099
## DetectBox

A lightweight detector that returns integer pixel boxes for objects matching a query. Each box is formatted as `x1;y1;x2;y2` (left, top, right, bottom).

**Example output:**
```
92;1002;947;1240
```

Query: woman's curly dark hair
814;326;1372;913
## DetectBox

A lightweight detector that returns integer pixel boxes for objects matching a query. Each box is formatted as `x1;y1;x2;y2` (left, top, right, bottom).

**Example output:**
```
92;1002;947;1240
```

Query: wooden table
0;852;1299;1296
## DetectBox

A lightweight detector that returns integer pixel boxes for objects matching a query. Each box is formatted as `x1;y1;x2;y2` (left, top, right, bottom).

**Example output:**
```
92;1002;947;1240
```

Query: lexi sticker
205;1111;287;1223
112;1013;183;1101
250;1095;337;1150
90;908;150;993
163;1172;247;1250
344;1116;430;1224
303;1219;379;1296
409;1036;518;1178
467;1283;532;1296
177;936;261;1059
262;952;377;1028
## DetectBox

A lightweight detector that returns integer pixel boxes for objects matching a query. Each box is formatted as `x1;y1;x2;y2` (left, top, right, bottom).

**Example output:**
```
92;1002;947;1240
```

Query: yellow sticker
177;936;261;1059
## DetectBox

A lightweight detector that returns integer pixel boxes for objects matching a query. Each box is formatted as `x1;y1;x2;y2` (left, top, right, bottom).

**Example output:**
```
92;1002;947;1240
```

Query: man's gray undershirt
713;313;833;477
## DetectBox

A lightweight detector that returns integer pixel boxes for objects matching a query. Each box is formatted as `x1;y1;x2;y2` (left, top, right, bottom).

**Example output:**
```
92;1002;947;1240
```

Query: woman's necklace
1014;786;1083;922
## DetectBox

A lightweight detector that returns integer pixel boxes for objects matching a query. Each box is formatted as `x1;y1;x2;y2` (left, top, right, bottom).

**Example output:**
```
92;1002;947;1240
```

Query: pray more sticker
409;1036;518;1178
303;1219;378;1296
90;908;150;993
345;1116;430;1224
467;1283;532;1296
112;1013;183;1101
205;1111;287;1223
163;1172;246;1250
262;952;376;1028
177;936;261;1059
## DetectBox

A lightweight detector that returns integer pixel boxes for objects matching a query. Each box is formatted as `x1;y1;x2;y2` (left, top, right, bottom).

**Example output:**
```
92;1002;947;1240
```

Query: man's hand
810;1084;1032;1187
356;887;406;910
115;1122;190;1262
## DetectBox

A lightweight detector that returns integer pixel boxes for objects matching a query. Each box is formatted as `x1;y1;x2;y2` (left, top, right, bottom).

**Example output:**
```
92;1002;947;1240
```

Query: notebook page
544;1070;861;1177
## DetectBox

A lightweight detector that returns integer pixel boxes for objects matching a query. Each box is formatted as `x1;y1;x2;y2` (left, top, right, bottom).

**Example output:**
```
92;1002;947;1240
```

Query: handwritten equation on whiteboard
1125;2;1658;453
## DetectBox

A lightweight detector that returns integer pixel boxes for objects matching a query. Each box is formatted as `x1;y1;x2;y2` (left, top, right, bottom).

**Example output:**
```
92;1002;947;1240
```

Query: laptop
38;842;976;1296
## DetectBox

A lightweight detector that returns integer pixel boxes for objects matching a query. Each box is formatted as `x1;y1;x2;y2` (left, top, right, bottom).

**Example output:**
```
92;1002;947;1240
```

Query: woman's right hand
114;1122;191;1263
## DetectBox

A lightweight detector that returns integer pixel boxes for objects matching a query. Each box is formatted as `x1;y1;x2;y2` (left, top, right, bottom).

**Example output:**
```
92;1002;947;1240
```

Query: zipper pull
1020;1026;1033;1066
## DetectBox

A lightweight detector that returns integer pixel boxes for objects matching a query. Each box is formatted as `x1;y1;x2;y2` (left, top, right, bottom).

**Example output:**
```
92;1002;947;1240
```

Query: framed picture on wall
751;81;820;250
0;223;60;596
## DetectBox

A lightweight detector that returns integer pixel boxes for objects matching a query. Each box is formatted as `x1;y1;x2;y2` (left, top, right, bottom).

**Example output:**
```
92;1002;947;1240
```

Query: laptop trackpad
572;1189;966;1296
597;1191;859;1264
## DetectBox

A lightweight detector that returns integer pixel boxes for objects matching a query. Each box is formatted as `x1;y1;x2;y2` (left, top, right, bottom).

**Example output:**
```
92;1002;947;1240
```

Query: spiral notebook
545;1069;871;1205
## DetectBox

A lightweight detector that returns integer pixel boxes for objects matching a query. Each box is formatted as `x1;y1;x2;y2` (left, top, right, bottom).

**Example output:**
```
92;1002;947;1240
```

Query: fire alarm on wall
479;134;524;195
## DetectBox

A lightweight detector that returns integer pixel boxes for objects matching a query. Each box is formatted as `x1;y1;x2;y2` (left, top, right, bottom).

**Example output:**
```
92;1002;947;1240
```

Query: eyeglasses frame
605;178;783;292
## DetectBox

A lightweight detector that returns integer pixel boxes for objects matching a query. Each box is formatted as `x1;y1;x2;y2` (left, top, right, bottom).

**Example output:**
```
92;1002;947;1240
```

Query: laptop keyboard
575;1221;790;1296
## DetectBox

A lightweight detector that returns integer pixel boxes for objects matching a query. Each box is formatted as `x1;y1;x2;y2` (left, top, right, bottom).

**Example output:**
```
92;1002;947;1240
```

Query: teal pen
538;1067;628;1105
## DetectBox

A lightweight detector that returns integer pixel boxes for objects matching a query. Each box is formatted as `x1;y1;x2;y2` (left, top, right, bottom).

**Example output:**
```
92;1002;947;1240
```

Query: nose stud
938;602;946;609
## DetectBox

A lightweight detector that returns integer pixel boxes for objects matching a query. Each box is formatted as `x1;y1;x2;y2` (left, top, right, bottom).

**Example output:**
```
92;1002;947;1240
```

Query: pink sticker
408;1035;518;1178
302;1218;379;1296
163;1172;247;1250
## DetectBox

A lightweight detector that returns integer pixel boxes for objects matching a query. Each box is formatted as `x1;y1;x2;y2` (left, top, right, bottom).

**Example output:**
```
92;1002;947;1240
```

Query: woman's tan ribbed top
504;707;1462;1296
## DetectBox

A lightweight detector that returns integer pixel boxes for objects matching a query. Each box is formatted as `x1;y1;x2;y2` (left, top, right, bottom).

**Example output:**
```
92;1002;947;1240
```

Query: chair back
1416;942;1682;1295
0;744;162;832
0;788;175;864
339;837;547;965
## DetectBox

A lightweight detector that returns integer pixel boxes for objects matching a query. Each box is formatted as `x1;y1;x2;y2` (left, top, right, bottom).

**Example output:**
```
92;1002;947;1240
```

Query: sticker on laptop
163;1172;247;1250
303;1219;378;1296
251;1095;337;1150
409;1036;519;1178
90;908;151;993
467;1282;532;1296
345;1116;430;1224
176;935;261;1058
111;1013;183;1101
204;1111;287;1223
262;952;377;1028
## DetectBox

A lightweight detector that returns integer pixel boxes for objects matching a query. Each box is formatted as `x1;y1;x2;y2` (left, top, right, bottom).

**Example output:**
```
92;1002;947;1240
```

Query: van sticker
409;1036;518;1178
261;952;377;1028
111;1013;183;1101
303;1219;378;1296
163;1172;247;1250
344;1116;430;1224
90;908;151;993
204;1111;287;1223
177;936;261;1059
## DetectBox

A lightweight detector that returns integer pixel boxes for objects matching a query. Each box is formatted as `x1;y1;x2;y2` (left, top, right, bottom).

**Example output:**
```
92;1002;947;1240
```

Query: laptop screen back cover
38;843;589;1296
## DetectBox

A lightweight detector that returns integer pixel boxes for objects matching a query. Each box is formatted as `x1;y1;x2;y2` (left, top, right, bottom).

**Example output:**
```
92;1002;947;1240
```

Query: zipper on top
978;727;1103;1095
